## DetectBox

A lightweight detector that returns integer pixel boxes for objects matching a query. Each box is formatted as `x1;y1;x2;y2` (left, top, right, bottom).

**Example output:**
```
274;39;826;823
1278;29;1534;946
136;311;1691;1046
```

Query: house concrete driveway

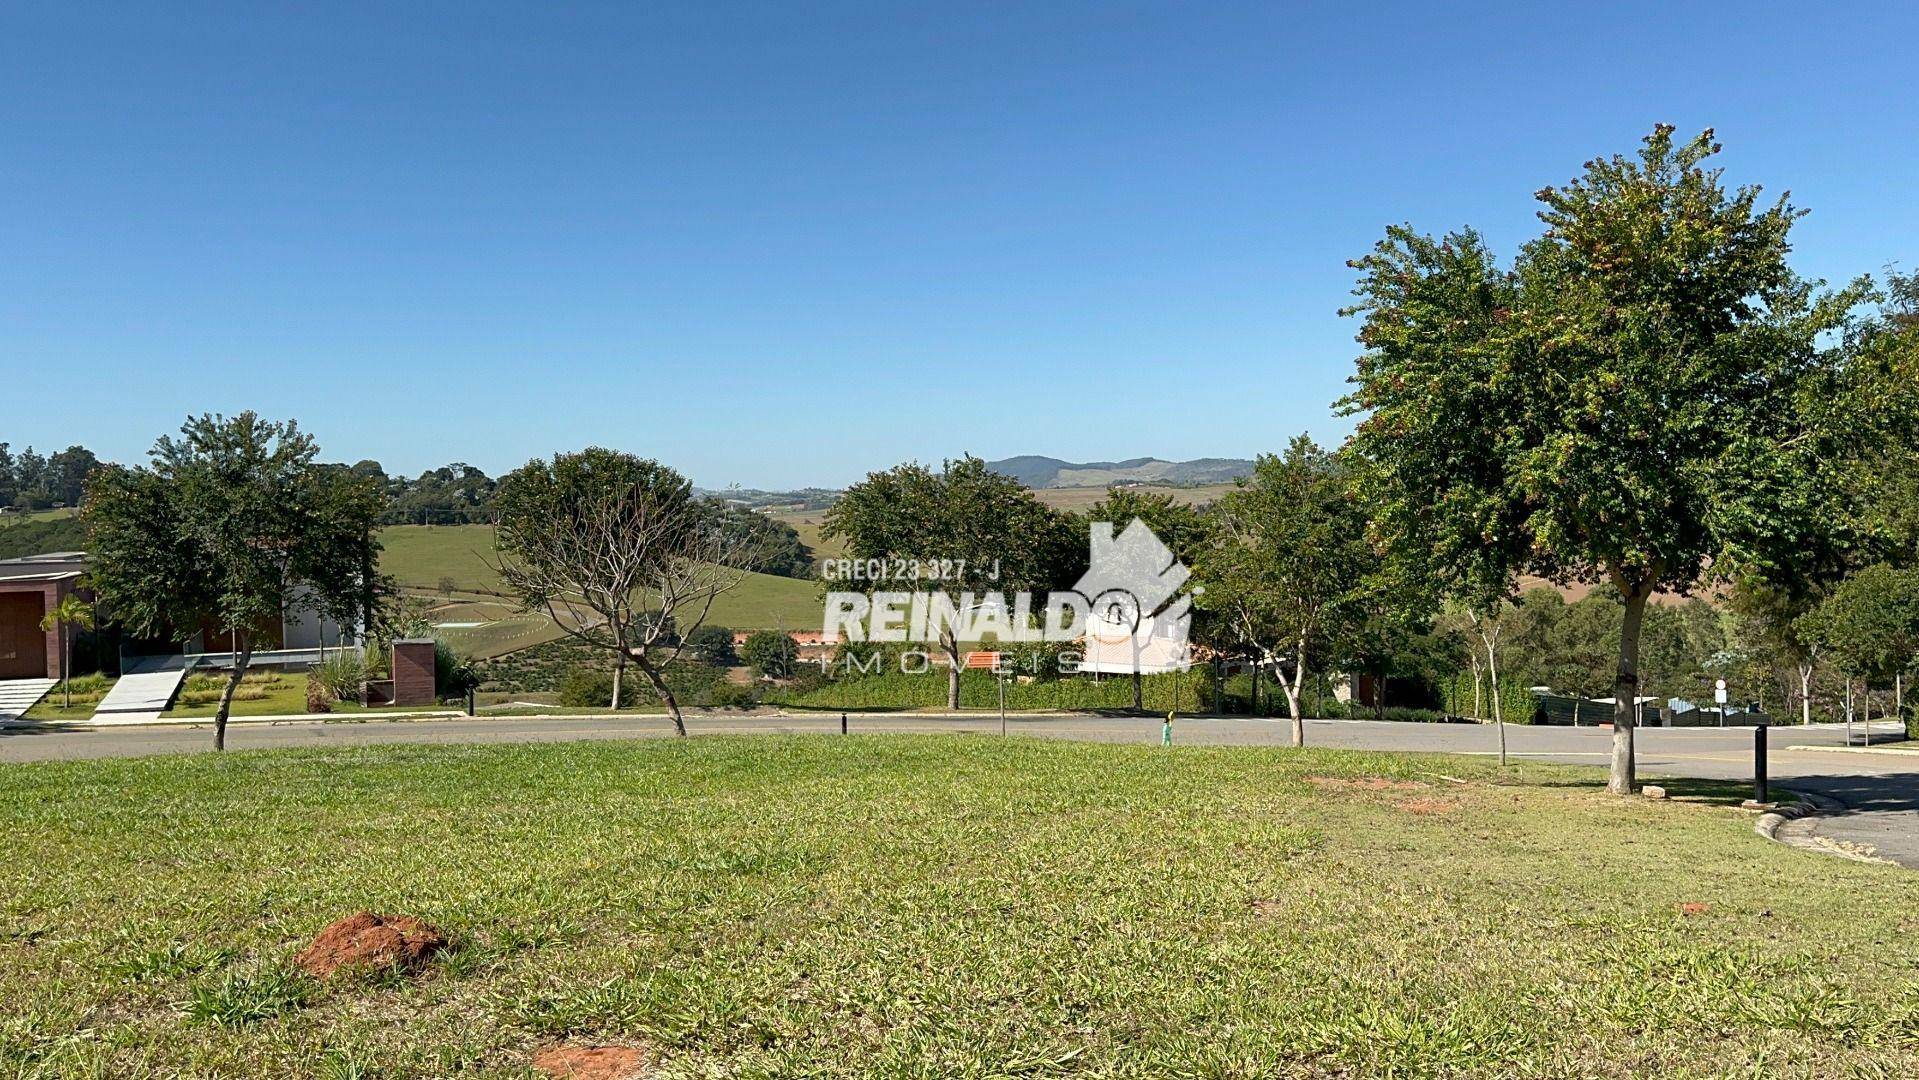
4;711;1915;866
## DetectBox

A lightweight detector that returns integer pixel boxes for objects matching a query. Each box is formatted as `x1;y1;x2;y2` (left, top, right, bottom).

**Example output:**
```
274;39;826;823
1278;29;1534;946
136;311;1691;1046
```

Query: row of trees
78;424;778;745
0;443;100;510
823;127;1919;796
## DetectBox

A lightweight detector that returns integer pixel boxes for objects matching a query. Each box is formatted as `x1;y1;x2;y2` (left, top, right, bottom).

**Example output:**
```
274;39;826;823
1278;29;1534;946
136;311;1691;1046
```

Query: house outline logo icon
1070;519;1195;673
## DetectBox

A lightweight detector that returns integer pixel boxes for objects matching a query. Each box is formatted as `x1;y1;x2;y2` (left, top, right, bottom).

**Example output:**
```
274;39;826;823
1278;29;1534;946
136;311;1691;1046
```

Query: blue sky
4;3;1916;489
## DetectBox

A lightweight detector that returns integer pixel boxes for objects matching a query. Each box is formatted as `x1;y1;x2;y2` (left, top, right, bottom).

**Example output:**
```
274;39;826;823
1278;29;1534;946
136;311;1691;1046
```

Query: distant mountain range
984;456;1255;489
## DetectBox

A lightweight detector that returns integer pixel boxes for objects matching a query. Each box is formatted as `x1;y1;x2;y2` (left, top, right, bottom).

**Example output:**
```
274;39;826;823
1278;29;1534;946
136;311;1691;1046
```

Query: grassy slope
378;525;821;631
0;507;79;526
3;737;1915;1077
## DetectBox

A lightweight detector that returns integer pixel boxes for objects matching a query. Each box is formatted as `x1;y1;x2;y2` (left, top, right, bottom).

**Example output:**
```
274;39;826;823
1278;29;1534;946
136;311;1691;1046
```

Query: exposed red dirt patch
1397;798;1461;815
1307;776;1426;792
1676;902;1712;916
532;1045;654;1079
292;912;447;978
1249;899;1284;918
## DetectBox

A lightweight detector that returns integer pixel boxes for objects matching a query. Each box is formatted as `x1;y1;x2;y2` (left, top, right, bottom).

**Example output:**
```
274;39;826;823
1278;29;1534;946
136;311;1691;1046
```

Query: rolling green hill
377;525;822;632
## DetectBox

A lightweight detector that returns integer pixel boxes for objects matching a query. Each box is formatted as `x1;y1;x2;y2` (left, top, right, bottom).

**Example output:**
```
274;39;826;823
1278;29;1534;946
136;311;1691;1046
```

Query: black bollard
841;711;848;735
1754;724;1768;805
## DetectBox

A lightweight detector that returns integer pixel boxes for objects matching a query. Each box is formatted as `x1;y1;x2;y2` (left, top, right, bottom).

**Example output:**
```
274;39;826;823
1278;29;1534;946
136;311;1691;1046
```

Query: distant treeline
1;452;814;579
0;444;100;511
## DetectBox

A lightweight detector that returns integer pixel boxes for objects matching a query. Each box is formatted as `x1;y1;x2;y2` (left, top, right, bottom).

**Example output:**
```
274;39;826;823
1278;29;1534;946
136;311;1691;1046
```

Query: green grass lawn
3;737;1916;1077
378;525;823;631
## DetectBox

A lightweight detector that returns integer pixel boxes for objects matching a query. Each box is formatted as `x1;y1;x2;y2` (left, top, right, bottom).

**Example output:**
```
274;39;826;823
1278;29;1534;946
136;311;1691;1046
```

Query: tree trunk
214;634;253;753
1470;653;1484;721
60;624;72;708
943;632;962;711
611;651;627;711
1609;585;1650;795
1132;669;1143;712
636;656;685;736
1487;630;1506;767
1280;639;1306;747
1798;664;1814;725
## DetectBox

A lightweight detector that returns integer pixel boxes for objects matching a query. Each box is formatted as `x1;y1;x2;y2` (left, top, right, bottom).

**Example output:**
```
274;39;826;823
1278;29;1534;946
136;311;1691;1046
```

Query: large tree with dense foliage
1194;435;1371;745
493;449;747;734
84;414;385;750
823;456;1077;709
1799;565;1919;704
1344;126;1889;794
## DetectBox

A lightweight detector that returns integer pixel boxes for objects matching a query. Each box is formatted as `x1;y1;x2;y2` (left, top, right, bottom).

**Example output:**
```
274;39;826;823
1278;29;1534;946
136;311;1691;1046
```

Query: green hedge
1437;673;1539;724
784;669;1215;712
558;663;731;708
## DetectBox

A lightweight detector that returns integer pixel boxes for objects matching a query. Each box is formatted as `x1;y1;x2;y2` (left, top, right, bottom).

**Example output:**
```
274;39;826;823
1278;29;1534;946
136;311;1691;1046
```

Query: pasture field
0;507;79;527
377;525;821;631
2;737;1915;1077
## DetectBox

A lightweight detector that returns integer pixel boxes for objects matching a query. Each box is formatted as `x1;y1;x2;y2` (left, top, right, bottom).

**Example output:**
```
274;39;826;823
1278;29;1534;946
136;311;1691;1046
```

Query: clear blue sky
5;3;1916;489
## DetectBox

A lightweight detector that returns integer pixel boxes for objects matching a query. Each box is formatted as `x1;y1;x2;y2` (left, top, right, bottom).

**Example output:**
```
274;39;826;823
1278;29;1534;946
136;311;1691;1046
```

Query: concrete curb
1783;744;1919;758
1756;790;1897;865
2;709;464;730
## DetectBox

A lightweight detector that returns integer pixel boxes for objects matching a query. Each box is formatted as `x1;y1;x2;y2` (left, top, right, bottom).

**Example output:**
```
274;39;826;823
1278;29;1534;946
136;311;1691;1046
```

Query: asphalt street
5;711;1914;865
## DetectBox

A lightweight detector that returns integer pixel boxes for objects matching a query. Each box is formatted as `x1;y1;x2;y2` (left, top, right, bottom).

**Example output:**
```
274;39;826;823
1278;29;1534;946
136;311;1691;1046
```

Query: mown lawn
3;737;1917;1077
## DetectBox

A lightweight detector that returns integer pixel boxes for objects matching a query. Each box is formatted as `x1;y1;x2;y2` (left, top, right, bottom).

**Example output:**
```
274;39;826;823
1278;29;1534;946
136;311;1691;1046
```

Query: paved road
5;711;1915;865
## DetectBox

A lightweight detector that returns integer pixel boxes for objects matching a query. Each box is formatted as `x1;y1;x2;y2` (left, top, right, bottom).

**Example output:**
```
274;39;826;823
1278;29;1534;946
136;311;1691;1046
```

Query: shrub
175;672;281;706
45;672;113;707
1437;673;1539;724
786;668;1215;712
741;630;799;678
704;681;757;709
684;625;737;665
305;672;332;714
435;642;479;699
314;650;366;702
559;667;635;709
1376;706;1450;724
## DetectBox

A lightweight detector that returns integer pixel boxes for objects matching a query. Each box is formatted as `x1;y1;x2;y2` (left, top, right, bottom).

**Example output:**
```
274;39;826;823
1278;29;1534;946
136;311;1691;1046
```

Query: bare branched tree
492;450;754;734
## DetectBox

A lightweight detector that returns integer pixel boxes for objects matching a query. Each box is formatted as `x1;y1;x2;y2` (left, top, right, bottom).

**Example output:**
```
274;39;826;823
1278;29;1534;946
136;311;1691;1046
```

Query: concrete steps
0;678;57;723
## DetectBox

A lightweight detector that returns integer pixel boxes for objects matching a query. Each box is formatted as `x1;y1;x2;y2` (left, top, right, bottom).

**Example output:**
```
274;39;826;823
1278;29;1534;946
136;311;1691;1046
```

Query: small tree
38;595;95;709
1194;435;1370;745
823;456;1077;709
1344;127;1883;794
1800;565;1919;735
741;630;799;679
84;414;385;750
492;449;749;735
684;624;737;665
